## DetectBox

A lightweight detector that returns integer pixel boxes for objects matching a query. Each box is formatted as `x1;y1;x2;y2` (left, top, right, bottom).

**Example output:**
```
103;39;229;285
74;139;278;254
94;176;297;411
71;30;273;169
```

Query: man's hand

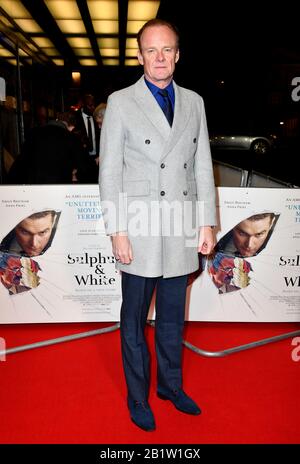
111;232;133;264
198;226;216;255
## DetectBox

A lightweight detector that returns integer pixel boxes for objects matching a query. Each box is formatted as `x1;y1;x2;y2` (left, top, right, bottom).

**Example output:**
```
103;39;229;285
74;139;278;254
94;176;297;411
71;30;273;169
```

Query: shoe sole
157;393;201;415
131;417;156;432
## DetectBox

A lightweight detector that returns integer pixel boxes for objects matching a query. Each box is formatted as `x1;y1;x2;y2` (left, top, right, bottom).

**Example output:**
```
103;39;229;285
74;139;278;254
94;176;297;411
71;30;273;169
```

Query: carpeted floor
0;321;299;444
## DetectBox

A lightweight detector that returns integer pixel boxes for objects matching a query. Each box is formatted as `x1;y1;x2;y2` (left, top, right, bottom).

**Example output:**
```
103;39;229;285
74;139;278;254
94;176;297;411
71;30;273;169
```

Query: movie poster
0;185;121;323
0;185;299;323
187;187;300;322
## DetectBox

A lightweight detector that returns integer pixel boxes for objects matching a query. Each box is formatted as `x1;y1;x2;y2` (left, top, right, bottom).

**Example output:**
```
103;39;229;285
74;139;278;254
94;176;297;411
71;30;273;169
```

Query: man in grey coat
99;19;216;431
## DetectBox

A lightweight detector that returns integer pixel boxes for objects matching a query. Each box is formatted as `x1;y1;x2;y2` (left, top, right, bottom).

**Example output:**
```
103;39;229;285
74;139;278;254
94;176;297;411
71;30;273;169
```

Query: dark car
209;133;277;155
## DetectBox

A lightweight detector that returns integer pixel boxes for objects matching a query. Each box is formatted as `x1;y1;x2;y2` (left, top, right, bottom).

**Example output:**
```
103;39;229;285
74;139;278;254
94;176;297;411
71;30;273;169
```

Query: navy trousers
120;272;188;405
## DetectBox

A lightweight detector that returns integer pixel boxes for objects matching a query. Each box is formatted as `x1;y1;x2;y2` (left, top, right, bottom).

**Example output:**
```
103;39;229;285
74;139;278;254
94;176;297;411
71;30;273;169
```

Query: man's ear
137;50;144;65
175;49;180;63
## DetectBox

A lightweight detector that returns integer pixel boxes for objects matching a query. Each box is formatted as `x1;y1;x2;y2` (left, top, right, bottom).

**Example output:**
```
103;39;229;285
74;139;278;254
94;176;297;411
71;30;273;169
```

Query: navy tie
158;89;173;126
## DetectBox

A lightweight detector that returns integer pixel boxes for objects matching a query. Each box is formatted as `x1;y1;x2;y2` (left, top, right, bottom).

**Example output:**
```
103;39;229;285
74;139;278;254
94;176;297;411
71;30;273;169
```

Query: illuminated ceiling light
87;0;118;20
92;20;118;33
73;48;94;56
14;19;43;33
18;48;29;57
44;1;81;19
126;1;160;36
0;47;14;57
126;48;138;57
72;71;81;85
126;20;147;34
102;58;119;66
32;37;54;48
6;58;22;66
52;59;64;66
79;59;97;66
42;48;60;56
56;20;86;33
66;37;91;48
128;1;160;20
126;38;138;49
0;1;31;18
97;38;119;48
125;58;139;66
100;48;119;57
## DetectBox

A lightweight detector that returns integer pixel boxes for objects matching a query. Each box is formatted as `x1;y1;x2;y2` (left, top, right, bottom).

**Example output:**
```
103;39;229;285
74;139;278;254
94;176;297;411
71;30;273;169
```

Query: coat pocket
123;180;150;197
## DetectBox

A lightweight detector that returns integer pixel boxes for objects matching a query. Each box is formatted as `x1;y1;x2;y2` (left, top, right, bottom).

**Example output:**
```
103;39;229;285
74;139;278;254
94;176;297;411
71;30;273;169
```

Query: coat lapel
134;76;171;141
133;76;192;158
161;82;192;160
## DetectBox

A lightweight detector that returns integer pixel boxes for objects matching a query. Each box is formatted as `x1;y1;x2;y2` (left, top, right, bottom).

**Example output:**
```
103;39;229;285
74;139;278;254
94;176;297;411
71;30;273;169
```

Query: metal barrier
213;159;248;187
0;323;120;357
247;170;298;188
1;322;299;359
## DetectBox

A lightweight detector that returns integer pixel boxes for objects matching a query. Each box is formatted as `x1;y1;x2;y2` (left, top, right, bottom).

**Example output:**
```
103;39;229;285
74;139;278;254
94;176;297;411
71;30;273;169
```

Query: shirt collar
145;78;174;100
81;109;91;118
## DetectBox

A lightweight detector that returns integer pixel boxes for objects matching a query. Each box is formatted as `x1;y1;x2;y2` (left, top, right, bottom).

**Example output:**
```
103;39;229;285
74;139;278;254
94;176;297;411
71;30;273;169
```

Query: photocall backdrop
0;185;299;324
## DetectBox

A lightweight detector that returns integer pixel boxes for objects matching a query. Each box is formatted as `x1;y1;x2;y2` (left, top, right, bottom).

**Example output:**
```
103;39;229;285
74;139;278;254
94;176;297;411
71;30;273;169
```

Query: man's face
211;256;235;287
15;215;54;256
138;25;179;86
232;217;273;257
83;96;95;116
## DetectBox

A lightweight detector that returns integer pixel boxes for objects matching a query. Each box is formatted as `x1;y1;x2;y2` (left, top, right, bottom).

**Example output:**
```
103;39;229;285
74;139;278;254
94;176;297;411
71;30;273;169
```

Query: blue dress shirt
145;78;175;113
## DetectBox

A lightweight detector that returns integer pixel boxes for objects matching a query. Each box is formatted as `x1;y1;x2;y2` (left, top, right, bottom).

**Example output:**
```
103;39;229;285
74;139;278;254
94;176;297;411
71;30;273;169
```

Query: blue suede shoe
157;389;201;415
129;400;156;431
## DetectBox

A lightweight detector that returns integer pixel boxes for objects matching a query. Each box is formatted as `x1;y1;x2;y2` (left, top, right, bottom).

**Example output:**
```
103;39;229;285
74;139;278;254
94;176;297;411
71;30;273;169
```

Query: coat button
160;163;165;169
184;163;187;168
145;139;150;144
193;138;197;143
183;190;188;196
160;191;165;196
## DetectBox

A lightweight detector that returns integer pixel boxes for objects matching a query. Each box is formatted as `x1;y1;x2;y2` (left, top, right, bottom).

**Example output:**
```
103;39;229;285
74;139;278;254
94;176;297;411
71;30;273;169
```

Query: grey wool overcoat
99;76;216;278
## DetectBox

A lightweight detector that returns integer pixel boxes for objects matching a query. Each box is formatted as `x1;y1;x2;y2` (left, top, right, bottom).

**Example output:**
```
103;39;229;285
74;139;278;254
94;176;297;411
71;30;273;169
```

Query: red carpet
0;321;299;444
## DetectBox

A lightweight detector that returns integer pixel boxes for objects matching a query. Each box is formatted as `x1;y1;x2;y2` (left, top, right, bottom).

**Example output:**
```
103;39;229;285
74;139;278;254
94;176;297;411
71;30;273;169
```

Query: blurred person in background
7;111;84;184
93;102;107;166
73;94;100;182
